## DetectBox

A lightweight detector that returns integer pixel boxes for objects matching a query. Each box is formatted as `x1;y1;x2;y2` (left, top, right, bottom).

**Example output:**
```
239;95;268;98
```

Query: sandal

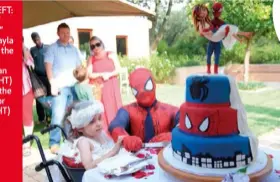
23;146;31;157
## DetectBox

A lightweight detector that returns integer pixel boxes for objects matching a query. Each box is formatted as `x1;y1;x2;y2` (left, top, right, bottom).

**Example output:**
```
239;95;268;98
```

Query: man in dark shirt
30;32;51;123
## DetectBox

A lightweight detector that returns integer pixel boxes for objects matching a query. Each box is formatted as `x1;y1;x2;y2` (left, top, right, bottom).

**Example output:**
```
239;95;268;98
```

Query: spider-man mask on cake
129;68;156;107
179;102;239;136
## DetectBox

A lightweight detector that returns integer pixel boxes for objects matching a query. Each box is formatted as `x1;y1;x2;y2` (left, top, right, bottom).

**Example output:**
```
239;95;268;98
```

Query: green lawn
32;84;280;149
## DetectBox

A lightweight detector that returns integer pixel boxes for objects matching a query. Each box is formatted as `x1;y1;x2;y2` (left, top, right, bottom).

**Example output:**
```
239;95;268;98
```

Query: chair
119;67;130;95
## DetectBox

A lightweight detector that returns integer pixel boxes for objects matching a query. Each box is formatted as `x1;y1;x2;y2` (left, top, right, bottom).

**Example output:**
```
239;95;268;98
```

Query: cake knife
142;141;170;148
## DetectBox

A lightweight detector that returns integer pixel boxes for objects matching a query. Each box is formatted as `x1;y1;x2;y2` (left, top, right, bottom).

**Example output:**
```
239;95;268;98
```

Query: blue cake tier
171;127;253;169
185;75;230;104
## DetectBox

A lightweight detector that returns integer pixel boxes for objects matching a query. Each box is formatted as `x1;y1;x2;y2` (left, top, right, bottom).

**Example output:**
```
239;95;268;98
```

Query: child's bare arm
77;138;120;170
77;138;95;169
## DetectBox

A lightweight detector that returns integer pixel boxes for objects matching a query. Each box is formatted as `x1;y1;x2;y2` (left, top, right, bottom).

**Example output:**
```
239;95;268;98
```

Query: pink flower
268;154;274;158
136;153;145;158
104;174;112;179
147;172;154;175
148;149;157;154
146;164;155;170
132;170;147;179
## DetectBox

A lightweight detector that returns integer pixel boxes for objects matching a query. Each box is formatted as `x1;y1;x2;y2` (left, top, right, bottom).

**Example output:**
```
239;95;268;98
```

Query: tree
127;0;185;51
163;8;189;46
186;0;274;83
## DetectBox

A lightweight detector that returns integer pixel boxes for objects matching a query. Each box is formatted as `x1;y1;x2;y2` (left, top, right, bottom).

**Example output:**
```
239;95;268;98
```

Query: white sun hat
67;100;104;129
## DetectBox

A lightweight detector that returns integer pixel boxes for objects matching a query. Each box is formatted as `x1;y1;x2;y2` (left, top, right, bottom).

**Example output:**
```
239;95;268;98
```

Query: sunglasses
90;42;101;50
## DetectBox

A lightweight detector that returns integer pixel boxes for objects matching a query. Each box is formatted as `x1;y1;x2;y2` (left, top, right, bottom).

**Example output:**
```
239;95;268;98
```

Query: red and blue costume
109;68;179;152
207;2;225;74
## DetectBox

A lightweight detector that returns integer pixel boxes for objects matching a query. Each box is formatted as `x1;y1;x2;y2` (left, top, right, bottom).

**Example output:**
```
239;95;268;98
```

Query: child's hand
117;136;125;144
110;136;124;156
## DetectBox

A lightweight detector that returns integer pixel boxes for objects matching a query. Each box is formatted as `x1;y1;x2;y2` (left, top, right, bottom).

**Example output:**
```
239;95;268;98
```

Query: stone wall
172;66;206;85
172;64;280;85
224;64;280;82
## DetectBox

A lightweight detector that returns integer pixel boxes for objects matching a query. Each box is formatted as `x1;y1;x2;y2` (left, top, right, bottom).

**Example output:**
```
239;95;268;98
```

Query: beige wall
23;16;151;58
225;64;280;82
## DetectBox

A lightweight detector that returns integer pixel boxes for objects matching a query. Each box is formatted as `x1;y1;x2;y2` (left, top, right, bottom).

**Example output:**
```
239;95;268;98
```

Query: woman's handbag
27;66;47;99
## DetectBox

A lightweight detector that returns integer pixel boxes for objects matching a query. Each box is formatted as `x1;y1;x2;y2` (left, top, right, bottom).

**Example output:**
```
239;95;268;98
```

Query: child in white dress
192;4;253;50
60;100;123;170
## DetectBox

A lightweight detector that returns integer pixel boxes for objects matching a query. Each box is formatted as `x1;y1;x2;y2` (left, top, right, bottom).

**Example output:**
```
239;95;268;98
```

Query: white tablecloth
82;146;280;182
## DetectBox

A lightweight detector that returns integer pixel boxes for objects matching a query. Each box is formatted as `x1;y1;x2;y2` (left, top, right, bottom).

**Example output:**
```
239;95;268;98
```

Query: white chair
119;67;130;95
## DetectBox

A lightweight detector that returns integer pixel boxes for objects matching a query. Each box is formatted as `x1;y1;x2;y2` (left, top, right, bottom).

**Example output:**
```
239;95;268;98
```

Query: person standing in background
22;38;35;157
87;36;122;131
44;23;82;154
30;32;51;123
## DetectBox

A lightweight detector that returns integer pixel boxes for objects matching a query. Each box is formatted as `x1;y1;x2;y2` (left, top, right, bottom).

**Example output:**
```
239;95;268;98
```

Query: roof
23;0;155;28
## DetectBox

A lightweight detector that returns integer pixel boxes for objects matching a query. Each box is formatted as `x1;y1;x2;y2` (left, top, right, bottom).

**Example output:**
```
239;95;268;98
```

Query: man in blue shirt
30;32;50;123
44;23;82;153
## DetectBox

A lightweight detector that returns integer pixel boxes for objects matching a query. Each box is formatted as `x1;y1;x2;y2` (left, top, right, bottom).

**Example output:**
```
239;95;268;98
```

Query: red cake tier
179;102;239;136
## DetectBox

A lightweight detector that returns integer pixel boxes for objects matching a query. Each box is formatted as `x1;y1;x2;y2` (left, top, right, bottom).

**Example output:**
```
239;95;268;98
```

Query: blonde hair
192;4;212;32
73;66;88;82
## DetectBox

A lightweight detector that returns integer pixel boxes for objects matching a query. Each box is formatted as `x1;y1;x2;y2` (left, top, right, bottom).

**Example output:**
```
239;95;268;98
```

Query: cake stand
158;147;273;182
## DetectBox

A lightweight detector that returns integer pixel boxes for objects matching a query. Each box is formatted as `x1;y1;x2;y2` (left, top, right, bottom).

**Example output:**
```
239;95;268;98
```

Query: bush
149;54;175;83
157;40;169;55
118;56;149;74
168;54;204;67
250;42;280;64
160;30;280;66
220;43;246;65
238;82;266;90
119;53;176;83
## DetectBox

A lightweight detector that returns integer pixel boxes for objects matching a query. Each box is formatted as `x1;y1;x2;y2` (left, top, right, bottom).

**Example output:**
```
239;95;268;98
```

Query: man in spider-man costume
109;68;179;152
206;2;225;74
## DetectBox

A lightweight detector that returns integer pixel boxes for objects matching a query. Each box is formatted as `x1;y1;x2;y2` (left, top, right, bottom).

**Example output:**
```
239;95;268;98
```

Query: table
82;146;280;182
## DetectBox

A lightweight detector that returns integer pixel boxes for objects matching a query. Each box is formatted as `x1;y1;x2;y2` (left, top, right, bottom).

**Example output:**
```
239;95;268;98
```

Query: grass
238;82;266;90
31;84;280;149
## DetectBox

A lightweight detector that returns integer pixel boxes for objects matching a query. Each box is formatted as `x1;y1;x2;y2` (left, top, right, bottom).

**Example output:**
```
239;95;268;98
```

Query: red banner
0;1;22;181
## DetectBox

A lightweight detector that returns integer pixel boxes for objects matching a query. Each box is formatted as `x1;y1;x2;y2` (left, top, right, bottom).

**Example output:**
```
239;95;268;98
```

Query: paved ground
258;128;280;150
264;82;280;89
23;149;56;182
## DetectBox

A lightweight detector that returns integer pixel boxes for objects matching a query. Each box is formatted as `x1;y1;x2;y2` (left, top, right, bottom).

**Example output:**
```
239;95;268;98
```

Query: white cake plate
158;145;273;182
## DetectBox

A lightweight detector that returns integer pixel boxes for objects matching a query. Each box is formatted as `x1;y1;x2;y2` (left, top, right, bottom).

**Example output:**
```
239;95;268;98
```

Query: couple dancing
192;3;253;74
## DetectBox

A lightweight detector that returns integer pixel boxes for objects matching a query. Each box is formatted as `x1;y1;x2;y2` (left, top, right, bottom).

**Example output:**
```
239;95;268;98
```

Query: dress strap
91;55;96;64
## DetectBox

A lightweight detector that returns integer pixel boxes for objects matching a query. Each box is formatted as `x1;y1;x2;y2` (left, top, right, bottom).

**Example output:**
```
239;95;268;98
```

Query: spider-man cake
171;74;258;169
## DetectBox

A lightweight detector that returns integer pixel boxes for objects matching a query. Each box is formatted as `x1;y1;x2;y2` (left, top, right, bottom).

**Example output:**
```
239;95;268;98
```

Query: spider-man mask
129;68;156;107
212;2;223;18
179;102;239;136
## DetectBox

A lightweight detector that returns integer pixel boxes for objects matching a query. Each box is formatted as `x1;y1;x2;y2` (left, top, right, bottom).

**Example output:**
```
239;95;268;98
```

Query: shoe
50;144;60;154
40;119;47;124
207;64;211;74
214;64;219;74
